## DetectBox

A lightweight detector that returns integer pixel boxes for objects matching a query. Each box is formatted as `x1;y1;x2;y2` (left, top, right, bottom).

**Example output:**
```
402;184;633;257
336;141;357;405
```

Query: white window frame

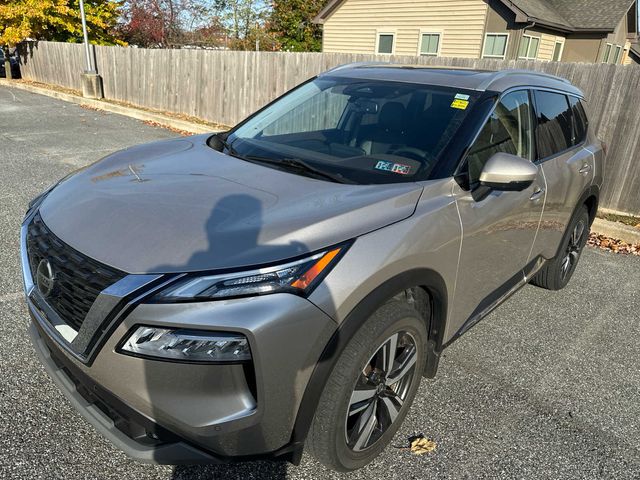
482;33;509;59
518;34;541;60
376;30;396;55
417;30;442;57
552;40;565;61
602;43;613;63
613;45;623;64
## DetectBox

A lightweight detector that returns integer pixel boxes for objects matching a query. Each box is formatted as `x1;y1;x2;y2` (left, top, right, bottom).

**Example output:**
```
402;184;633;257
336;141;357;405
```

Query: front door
449;90;545;337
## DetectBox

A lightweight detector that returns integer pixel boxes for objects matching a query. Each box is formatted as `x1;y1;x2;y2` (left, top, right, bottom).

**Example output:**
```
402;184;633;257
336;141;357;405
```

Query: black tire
530;205;590;290
307;301;427;472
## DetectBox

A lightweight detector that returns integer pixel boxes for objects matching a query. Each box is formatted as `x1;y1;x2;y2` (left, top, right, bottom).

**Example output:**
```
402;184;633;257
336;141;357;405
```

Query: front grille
26;213;126;331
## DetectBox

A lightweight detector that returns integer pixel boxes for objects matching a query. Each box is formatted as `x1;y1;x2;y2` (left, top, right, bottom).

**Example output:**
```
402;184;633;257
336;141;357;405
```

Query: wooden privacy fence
16;41;640;215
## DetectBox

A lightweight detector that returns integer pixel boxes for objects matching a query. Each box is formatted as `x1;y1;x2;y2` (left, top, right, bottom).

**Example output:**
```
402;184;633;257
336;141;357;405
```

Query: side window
568;96;588;145
466;90;532;184
534;90;573;159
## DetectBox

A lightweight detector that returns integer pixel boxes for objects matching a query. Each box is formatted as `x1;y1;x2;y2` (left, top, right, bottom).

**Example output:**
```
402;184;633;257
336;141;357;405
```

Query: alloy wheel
561;218;586;281
345;331;418;452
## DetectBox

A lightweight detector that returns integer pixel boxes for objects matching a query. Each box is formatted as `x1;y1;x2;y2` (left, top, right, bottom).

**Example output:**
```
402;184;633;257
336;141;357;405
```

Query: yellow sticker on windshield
451;99;469;110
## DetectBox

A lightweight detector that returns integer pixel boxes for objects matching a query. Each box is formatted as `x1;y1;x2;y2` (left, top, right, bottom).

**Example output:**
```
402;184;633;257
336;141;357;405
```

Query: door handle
579;164;592;175
530;187;545;201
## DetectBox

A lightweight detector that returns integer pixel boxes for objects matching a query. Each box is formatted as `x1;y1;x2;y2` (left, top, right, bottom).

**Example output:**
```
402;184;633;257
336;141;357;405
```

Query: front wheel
307;301;427;472
531;205;590;290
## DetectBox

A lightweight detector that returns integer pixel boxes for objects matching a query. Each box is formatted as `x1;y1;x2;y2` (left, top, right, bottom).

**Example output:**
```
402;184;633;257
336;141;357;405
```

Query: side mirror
479;152;538;192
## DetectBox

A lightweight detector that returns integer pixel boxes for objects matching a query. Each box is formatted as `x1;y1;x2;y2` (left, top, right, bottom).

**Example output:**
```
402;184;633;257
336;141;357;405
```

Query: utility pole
79;0;104;98
255;21;260;51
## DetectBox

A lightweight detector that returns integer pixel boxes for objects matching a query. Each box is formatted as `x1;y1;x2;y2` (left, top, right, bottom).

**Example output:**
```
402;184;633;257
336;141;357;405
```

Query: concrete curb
0;79;222;135
599;207;640;218
592;218;640;244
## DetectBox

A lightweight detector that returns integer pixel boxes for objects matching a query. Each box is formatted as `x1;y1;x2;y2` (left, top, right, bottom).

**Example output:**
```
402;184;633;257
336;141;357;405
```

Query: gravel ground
1;86;640;479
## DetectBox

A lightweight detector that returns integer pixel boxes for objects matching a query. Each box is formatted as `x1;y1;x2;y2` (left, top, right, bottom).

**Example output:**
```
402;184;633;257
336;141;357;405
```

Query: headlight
119;326;251;362
152;245;347;302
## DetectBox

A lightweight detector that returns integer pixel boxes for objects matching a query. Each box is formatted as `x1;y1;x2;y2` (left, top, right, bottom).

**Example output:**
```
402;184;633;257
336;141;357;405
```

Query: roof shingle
509;0;636;31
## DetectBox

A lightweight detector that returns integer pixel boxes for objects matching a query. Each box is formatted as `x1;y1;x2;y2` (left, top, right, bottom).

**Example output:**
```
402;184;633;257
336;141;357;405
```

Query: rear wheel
531;206;590;290
307;301;427;472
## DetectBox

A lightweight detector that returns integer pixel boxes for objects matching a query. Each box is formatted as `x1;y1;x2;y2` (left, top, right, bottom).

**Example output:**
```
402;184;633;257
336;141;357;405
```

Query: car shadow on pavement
172;461;288;480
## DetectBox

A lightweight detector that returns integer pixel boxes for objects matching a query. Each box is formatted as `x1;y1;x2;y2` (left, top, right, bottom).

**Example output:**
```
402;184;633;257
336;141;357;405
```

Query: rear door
529;90;594;260
451;89;545;333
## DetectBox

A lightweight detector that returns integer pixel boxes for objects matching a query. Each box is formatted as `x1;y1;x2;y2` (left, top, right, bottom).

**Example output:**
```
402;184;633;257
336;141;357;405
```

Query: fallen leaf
587;233;640;256
142;120;193;136
409;436;437;455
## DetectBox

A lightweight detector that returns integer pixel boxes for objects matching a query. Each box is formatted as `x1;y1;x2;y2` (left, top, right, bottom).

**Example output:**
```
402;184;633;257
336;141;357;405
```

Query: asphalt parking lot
1;86;640;479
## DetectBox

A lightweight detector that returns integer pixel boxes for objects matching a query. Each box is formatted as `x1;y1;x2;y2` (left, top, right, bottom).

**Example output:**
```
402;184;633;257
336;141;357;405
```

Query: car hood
38;135;423;274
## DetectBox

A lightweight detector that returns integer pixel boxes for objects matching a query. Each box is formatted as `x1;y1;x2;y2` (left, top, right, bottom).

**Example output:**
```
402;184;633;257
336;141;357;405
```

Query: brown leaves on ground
395;435;437;456
588;233;640;256
142;120;193;136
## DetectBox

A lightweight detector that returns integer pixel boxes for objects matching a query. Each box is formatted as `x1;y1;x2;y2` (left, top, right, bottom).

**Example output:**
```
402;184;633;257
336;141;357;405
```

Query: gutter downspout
520;21;537;60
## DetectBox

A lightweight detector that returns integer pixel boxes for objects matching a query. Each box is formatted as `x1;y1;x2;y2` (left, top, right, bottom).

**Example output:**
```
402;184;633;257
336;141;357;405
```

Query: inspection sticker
451;99;469;110
375;160;412;175
454;93;470;100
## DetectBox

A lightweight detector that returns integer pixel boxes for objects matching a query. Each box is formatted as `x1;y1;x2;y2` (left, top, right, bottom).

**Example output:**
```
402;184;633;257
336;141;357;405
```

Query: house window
552;40;564;61
377;33;395;54
419;33;441;56
518;34;540;60
483;33;509;59
602;43;612;63
613;45;622;64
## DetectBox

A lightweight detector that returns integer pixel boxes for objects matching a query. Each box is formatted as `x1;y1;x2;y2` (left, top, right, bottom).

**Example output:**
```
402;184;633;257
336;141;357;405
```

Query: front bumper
27;290;337;462
29;320;219;464
22;215;337;463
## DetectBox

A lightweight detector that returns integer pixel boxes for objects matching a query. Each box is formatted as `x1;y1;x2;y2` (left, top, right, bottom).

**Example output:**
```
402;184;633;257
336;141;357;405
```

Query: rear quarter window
568;96;589;145
534;90;573;159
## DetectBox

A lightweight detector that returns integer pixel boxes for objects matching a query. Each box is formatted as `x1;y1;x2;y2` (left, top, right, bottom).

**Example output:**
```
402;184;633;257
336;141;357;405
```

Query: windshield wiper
243;155;352;184
212;134;352;184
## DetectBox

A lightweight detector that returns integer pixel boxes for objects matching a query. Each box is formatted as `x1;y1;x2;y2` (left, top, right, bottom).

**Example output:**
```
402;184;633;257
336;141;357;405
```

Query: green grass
598;212;640;228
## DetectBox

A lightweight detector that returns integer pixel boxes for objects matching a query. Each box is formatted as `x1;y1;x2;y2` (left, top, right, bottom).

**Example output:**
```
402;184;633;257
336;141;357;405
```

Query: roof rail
477;69;571;91
322;61;391;74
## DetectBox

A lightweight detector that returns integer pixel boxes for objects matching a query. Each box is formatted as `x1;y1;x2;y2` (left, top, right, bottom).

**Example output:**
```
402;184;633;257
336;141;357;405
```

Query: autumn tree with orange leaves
0;0;122;78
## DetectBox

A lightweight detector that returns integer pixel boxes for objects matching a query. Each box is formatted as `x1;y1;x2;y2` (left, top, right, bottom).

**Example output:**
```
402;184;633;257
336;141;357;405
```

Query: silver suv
22;65;603;472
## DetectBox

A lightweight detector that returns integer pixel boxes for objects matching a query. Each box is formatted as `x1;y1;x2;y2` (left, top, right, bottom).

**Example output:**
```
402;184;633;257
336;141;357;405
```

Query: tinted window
534;91;572;159
568;96;588;145
466;90;532;184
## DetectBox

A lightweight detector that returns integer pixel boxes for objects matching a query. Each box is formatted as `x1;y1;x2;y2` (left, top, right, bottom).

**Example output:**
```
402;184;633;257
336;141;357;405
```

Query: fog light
119;326;251;363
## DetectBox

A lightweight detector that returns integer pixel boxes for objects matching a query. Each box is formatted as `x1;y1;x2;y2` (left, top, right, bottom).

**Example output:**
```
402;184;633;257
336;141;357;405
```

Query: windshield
223;76;478;184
